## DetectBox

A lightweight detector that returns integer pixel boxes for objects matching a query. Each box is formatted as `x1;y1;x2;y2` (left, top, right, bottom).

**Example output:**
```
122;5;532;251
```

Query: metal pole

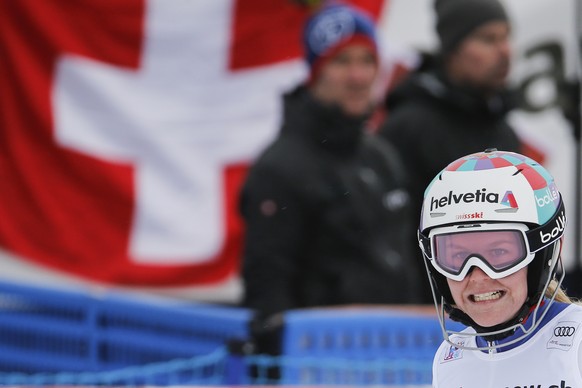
574;0;581;270
565;0;582;296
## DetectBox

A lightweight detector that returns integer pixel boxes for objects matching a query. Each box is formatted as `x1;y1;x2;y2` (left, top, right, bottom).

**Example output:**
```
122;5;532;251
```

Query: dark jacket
379;55;522;206
377;55;522;303
240;85;423;319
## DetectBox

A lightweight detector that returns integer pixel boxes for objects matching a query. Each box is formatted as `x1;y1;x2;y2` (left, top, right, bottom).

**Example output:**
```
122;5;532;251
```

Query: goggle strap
525;199;566;253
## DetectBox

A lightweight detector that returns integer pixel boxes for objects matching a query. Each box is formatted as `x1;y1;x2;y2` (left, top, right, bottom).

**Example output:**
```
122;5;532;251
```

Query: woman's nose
466;266;490;280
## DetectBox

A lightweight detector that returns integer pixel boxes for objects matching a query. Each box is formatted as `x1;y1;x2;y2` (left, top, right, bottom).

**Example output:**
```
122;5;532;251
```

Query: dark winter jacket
378;55;522;207
240;85;423;319
377;56;522;303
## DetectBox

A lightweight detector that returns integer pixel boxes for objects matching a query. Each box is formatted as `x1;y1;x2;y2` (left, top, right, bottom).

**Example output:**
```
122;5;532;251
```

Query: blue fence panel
95;292;252;370
277;308;465;386
0;281;464;386
0;347;230;386
0;281;98;372
0;280;252;382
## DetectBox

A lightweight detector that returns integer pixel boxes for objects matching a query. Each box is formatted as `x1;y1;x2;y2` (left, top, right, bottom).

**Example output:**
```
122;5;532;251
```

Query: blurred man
240;2;423;325
378;0;523;302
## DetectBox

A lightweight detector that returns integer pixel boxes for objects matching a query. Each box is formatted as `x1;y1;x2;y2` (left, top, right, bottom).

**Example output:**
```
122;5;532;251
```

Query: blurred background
0;0;580;303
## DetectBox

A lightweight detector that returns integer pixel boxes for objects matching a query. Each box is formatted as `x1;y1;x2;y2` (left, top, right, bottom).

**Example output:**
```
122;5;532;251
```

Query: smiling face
447;266;528;327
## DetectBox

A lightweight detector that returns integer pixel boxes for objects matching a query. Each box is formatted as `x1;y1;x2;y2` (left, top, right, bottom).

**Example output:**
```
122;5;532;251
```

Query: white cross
52;0;305;264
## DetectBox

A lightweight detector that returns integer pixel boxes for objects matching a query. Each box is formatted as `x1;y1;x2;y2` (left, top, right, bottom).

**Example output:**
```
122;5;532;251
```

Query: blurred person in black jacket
378;0;525;302
240;2;424;329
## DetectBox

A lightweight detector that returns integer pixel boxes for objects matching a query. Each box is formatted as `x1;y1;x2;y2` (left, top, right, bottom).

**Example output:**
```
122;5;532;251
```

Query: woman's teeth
472;291;503;302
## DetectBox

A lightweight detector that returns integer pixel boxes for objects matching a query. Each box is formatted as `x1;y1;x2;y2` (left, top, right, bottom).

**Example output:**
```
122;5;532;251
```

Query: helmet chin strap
445;297;535;342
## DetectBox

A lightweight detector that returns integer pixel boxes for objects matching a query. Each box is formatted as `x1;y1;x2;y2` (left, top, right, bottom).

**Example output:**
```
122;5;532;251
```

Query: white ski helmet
418;149;566;344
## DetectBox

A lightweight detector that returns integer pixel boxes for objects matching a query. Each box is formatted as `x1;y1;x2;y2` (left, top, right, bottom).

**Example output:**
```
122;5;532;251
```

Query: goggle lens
433;229;528;277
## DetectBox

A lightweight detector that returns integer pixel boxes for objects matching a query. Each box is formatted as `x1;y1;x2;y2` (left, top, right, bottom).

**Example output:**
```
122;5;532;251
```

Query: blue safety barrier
0;347;230;386
0;281;463;386
0;280;252;382
95;292;251;370
273;308;465;385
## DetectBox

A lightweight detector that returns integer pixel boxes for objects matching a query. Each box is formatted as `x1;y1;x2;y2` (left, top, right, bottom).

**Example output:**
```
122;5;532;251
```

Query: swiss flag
0;0;387;288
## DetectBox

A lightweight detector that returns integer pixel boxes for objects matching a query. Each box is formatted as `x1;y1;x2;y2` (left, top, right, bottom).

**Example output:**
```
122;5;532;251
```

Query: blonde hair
545;279;582;305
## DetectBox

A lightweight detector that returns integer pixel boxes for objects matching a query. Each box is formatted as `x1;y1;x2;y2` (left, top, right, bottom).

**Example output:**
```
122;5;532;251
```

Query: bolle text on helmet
430;189;499;211
540;210;567;244
535;186;559;208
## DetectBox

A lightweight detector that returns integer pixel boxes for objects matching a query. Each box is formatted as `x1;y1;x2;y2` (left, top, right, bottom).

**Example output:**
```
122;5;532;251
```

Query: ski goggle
419;200;566;281
423;223;533;281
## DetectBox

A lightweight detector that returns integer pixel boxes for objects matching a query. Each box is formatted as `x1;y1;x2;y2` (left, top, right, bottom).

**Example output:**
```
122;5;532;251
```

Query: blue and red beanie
303;2;378;81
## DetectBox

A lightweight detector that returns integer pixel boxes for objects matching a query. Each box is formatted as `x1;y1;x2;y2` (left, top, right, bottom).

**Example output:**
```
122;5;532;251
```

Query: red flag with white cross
0;0;386;288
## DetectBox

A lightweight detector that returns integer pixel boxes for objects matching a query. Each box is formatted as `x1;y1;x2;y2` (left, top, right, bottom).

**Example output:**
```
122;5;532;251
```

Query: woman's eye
451;252;468;261
490;248;508;257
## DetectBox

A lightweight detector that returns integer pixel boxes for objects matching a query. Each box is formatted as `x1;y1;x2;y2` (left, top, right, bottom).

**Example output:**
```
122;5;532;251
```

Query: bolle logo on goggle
540;211;567;244
430;189;511;211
